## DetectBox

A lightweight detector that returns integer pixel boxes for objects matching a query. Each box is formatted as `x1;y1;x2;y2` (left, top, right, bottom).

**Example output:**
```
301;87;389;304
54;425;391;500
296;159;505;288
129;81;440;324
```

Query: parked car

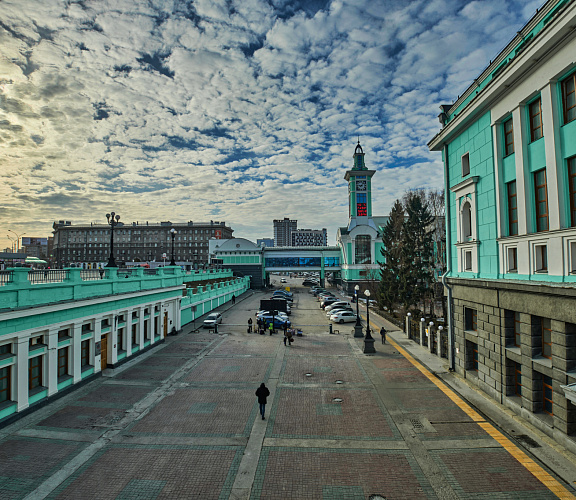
326;306;353;317
203;312;223;328
257;310;289;320
259;315;291;328
303;279;319;286
330;310;358;323
321;297;339;309
280;278;287;283
325;301;352;312
273;289;293;297
270;295;293;304
318;292;336;301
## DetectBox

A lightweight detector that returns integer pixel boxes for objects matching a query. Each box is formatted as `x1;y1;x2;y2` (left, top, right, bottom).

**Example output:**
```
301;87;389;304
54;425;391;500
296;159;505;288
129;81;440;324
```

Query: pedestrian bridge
262;246;341;273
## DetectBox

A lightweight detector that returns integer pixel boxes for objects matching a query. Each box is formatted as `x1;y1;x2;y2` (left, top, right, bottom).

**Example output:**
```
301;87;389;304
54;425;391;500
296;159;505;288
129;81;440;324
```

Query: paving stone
183;357;272;384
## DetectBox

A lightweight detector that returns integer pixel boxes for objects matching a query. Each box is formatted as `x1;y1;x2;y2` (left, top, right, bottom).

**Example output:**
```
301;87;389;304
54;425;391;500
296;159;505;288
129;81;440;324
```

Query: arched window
355;235;371;264
462;201;472;240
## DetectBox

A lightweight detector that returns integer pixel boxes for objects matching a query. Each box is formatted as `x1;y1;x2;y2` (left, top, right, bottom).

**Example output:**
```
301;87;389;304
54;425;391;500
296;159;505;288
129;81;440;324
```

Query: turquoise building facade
429;0;576;443
0;267;248;425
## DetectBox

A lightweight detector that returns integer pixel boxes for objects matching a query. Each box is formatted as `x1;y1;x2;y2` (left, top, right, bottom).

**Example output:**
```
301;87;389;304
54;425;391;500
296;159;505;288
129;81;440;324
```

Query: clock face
356;180;367;191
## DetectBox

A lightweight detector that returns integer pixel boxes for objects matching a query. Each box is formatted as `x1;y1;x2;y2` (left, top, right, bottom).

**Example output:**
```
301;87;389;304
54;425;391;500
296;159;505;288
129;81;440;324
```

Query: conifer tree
401;192;434;311
378;199;405;311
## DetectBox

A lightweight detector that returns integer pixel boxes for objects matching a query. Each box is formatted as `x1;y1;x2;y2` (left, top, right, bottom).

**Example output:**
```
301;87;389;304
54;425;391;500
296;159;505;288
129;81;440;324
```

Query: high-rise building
291;228;327;246
273;218;297;247
428;0;576;439
52;220;233;268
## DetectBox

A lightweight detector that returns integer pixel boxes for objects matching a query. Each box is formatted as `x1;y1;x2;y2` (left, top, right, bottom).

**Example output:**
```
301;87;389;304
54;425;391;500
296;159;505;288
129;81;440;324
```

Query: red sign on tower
215;229;222;239
357;203;367;216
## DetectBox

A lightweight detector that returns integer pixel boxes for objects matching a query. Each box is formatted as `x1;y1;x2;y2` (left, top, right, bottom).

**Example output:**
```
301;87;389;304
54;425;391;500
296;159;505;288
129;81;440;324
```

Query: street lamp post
105;212;120;268
354;285;363;338
169;228;177;266
6;235;16;253
8;229;25;253
363;290;376;354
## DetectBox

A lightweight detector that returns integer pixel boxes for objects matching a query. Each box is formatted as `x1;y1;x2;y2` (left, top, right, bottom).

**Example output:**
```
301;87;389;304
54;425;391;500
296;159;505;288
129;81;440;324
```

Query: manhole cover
305;373;312;377
335;380;344;384
410;418;424;430
333;398;343;403
369;495;387;500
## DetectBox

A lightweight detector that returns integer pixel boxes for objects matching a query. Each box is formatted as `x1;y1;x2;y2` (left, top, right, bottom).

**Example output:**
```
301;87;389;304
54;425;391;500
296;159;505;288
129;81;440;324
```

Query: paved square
280;357;368;385
208;337;279;357
251;448;433;500
183;357;272;383
270;387;397;440
49;445;242;500
127;387;257;437
284;336;353;356
77;384;152;408
35;405;126;431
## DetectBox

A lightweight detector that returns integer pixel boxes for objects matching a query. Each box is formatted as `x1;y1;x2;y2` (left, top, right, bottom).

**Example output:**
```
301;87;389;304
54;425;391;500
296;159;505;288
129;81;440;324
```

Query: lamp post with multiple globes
105;212;120;268
354;285;363;338
363;289;376;353
169;228;177;266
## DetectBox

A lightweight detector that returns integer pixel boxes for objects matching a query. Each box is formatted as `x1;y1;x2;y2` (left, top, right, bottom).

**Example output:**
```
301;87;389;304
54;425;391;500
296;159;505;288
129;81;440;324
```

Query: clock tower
344;141;377;231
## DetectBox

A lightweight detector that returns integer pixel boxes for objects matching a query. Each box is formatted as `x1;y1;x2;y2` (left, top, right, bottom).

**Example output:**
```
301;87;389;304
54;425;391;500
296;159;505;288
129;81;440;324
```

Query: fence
28;269;68;284
0;270;12;286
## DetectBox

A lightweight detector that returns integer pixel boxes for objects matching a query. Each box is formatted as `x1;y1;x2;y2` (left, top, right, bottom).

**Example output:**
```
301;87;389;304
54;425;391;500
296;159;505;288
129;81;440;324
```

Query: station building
429;0;576;439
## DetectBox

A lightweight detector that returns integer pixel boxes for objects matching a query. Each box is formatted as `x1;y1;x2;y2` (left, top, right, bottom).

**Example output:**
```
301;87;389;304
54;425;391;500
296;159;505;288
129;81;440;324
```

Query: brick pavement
0;287;571;499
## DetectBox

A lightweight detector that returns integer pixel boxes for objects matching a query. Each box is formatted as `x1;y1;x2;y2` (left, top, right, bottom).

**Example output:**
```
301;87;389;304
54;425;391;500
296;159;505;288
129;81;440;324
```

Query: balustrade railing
80;269;105;281
0;270;13;286
28;269;68;284
144;269;158;275
117;268;135;278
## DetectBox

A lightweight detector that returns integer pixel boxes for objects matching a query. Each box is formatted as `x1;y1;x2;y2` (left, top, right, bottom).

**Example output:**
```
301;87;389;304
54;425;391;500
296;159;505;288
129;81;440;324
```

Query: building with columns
429;0;576;439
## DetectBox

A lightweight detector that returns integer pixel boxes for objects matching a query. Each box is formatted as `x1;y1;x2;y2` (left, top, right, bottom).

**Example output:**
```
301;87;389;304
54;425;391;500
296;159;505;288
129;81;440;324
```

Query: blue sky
0;0;542;249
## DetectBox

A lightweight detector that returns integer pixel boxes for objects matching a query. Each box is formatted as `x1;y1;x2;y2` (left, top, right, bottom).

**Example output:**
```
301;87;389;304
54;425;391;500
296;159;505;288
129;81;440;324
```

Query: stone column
46;328;59;396
139;306;146;348
16;337;30;411
420;318;425;346
72;323;82;383
94;315;102;373
428;322;435;354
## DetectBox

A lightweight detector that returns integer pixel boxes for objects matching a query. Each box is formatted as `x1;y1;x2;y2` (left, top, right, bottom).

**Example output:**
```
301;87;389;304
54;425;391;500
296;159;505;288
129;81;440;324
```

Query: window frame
461;152;470;177
81;339;90;367
529;98;543;142
29;356;43;390
0;366;10;403
535;244;548;273
464;307;477;332
514;312;521;347
541;318;552;359
514;362;522;396
504;118;514;156
534;169;549;232
562;72;576;125
507;180;518;236
569;157;576;227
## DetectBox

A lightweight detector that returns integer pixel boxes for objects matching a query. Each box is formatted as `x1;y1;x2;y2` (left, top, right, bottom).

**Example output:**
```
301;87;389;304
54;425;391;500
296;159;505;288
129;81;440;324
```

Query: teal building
429;0;576;442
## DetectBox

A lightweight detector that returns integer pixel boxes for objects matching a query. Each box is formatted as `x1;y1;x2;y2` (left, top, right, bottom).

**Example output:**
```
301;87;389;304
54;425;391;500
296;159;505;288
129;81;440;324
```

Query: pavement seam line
387;333;575;499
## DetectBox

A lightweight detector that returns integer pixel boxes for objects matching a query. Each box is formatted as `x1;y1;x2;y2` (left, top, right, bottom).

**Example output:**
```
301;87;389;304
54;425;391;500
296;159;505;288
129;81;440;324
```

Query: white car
326;307;353;318
325;301;351;312
280;278;287;283
330;310;358;324
203;312;223;328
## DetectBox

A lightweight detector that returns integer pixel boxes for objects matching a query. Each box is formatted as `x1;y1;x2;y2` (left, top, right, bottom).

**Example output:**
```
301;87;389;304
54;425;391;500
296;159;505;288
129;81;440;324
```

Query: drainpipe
442;144;455;372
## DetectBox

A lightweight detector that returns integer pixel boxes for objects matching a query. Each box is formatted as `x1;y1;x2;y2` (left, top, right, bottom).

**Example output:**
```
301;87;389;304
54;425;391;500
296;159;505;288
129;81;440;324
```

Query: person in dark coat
255;383;270;420
248;317;253;333
380;326;387;344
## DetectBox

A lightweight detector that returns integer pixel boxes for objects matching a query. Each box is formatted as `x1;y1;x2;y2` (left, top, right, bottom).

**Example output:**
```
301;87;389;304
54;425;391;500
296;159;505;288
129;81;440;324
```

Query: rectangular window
562;73;576;124
541;318;552;359
132;324;138;345
0;344;11;356
462;153;470;177
529;98;543;142
0;366;10;403
57;347;69;377
507;181;518;236
569;157;576;227
464;250;472;271
571;241;576;274
504;119;514;156
543;375;553;415
57;329;69;341
81;323;91;334
514;312;521;347
81;340;90;367
514;362;522;396
534;169;548;232
465;307;477;331
117;328;124;351
535;244;548;272
507;247;518;273
29;356;43;390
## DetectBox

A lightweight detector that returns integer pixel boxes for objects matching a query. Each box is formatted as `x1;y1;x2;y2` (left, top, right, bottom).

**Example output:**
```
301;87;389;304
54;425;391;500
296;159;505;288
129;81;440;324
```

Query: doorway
100;334;108;370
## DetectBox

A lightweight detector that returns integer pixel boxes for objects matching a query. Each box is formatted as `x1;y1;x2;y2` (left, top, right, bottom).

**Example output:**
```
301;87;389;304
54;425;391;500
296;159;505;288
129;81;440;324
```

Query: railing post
428;322;435;353
66;268;82;283
420;318;425;346
11;267;30;285
406;312;411;338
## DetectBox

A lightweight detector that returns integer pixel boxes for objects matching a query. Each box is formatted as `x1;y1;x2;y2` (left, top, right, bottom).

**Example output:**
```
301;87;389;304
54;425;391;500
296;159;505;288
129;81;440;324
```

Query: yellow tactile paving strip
378;325;575;499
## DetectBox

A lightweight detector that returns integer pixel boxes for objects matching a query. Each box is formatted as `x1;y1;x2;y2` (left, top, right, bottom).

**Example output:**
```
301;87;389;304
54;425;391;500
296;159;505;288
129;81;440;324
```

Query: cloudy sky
1;0;542;250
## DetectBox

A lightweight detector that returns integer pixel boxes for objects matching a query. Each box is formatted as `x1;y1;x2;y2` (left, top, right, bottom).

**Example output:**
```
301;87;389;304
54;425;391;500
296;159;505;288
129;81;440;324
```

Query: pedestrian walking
232;295;236;305
255;383;270;420
284;329;293;346
380;326;387;344
248;317;253;333
269;322;274;335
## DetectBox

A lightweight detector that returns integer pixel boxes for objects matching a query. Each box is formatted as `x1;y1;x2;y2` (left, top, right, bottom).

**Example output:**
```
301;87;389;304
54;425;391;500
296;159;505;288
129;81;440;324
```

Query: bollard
329;323;333;334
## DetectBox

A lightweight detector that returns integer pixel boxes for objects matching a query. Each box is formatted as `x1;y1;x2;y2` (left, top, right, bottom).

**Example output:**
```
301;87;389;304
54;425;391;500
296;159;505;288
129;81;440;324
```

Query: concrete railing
0;266;185;310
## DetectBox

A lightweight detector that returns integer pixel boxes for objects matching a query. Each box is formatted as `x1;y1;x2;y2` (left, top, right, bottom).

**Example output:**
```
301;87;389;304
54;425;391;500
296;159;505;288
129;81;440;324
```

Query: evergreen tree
401;192;434;311
378;199;405;311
